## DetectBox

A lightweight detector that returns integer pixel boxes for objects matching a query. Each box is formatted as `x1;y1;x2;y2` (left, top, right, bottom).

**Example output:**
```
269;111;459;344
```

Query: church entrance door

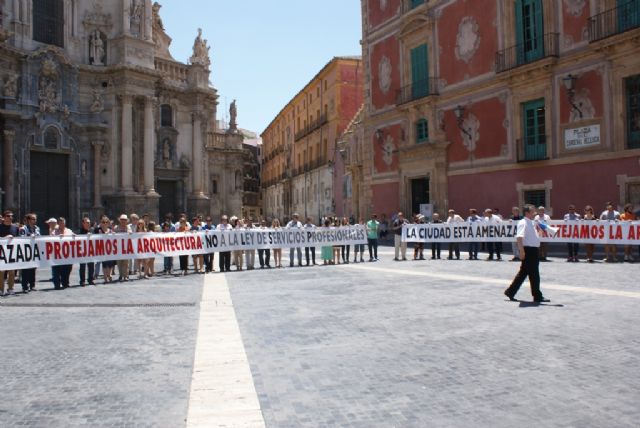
30;151;70;231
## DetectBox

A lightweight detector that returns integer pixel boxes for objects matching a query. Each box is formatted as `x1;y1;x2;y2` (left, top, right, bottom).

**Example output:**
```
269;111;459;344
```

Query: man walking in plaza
504;205;550;303
286;213;303;267
392;212;409;261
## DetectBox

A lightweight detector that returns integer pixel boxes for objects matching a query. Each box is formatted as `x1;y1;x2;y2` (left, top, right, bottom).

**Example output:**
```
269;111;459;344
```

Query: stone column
123;0;131;35
121;95;134;193
192;112;204;196
144;0;153;40
92;141;104;208
3;130;15;209
143;97;157;195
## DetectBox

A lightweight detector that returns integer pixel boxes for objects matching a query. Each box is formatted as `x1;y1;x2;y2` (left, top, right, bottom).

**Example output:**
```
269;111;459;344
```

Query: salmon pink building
360;0;640;219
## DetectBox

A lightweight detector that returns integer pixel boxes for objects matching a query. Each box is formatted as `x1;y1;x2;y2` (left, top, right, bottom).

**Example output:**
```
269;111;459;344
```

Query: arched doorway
30;150;70;231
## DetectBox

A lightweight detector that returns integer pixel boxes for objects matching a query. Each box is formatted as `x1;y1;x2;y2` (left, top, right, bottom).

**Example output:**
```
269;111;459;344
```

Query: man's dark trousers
79;262;94;284
505;246;542;300
305;247;315;265
219;251;231;272
258;249;271;267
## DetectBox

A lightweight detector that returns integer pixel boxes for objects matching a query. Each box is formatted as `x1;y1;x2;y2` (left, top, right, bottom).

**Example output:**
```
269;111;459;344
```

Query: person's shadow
518;301;564;308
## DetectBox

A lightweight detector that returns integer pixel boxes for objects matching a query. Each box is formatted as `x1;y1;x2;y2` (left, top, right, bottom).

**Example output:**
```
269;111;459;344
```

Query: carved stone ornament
130;0;144;38
90;87;104;113
461;113;480;155
38;59;60;113
100;141;111;161
455;17;481;64
382;134;395;166
378;55;392;94
570;88;595;122
83;3;113;29
563;0;586;17
89;30;106;65
3;74;18;98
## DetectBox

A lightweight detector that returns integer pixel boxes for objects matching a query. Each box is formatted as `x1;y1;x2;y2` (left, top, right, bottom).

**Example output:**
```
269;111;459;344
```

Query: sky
160;1;363;135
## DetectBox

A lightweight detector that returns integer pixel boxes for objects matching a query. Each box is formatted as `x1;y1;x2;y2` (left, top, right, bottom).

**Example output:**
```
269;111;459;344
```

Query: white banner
0;226;367;271
403;220;640;245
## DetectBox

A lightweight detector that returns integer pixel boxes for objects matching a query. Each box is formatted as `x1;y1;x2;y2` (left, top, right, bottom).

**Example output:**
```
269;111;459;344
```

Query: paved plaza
1;247;639;427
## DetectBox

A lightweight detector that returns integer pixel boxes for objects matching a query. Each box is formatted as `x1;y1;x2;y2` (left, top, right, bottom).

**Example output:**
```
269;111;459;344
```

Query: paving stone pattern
228;248;640;427
0;265;204;428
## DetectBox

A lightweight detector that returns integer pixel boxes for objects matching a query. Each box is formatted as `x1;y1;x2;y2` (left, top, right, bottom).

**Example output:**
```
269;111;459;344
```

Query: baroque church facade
0;0;247;226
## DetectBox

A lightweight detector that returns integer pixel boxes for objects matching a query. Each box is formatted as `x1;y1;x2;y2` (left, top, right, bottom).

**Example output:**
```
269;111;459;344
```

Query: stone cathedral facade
0;0;247;226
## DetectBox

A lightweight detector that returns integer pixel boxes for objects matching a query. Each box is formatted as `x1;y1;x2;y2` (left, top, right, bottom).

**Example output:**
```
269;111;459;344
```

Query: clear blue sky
160;1;363;135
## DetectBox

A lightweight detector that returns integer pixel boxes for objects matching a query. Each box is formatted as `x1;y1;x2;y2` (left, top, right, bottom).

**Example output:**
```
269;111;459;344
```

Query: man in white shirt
303;217;317;266
484;209;502;261
216;215;232;272
286;213;303;267
446;209;464;260
504;205;549;303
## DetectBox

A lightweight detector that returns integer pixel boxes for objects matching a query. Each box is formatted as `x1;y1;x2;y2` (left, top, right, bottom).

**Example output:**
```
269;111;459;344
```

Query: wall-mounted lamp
454;105;472;139
563;74;583;119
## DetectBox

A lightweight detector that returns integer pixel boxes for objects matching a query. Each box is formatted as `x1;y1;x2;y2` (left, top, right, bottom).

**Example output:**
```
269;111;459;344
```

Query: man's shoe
534;297;550;303
393;258;399;261
504;290;517;301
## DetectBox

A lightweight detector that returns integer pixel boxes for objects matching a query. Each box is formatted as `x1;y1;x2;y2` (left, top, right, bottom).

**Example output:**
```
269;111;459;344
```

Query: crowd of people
0;201;638;297
386;202;639;264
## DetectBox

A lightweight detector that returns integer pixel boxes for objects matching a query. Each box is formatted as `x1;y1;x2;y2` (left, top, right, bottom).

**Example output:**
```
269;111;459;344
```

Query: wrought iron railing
294;114;328;141
589;1;640;42
396;78;439;105
495;33;559;73
516;137;548;162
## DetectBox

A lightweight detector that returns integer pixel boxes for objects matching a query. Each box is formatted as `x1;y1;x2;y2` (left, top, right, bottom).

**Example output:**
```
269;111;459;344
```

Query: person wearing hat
113;214;132;281
0;210;19;296
285;213;303;267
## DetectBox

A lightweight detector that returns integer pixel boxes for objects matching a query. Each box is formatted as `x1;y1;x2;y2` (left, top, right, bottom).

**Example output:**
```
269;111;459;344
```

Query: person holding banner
431;213;442;259
366;213;379;262
0;211;19;296
504;205;550;303
582;206;597;263
19;213;40;292
413;214;425;260
202;216;215;273
392;212;409;261
467;209;482;260
244;218;256;270
177;219;190;275
563;205;581;262
509;207;523;261
620;203;636;262
303;217;317;266
446;209;464;260
230;216;244;271
534;207;551;261
354;217;366;263
113;214;132;281
286;213;303;267
321;218;334;265
341;217;351;264
191;216;204;273
271;218;283;268
97;216;115;283
52;217;75;289
78;217;95;286
600;202;621;263
145;221;158;278
217;215;233;272
484;209;502;261
257;220;271;269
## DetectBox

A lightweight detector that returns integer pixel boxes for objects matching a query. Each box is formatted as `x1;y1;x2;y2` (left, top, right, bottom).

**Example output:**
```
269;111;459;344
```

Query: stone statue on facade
90;30;105;66
152;2;164;30
3;74;17;98
130;0;144;37
229;99;237;130
190;28;211;67
90;87;104;113
38;60;60;113
162;139;172;167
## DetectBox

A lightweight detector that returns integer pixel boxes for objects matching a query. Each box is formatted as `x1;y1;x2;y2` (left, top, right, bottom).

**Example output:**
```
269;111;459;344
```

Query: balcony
495;33;559;73
588;1;640;42
402;0;426;14
396;78;439;105
516;137;548;162
294;114;328;141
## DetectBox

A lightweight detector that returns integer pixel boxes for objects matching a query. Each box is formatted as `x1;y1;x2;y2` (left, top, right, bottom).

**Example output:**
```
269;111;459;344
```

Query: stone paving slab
227;251;640;428
0;265;204;428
